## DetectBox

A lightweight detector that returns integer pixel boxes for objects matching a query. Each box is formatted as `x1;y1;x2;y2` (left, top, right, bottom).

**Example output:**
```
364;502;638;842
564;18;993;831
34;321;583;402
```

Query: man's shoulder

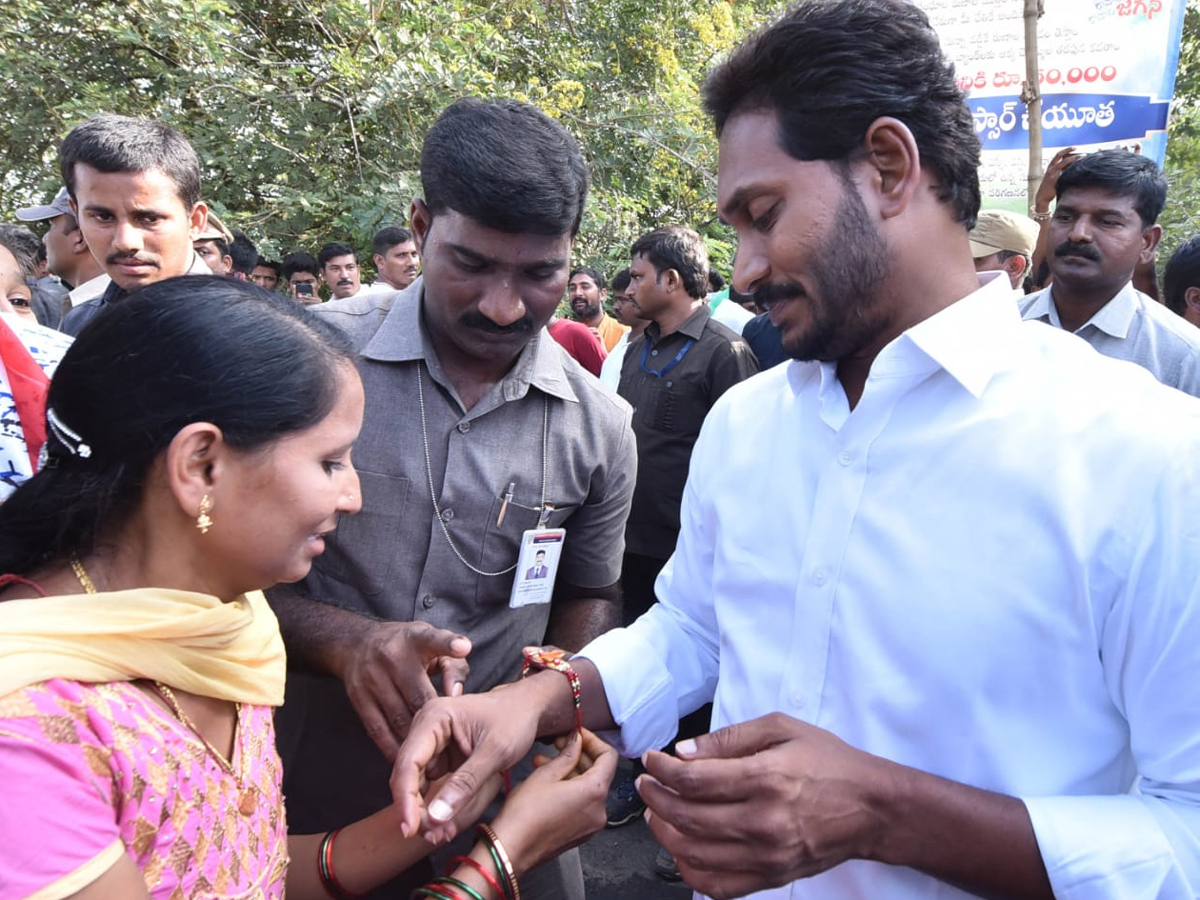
1017;287;1050;318
312;288;408;349
1132;291;1200;349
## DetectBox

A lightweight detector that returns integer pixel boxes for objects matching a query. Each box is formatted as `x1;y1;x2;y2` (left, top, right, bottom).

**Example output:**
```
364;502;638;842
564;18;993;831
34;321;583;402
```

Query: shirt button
813;567;829;586
665;380;673;388
422;595;435;609
838;451;853;466
442;508;454;521
791;691;804;707
651;349;659;356
457;421;471;434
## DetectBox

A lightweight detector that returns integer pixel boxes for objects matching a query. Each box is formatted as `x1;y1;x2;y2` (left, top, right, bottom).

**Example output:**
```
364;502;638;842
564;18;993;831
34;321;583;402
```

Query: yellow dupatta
0;588;285;705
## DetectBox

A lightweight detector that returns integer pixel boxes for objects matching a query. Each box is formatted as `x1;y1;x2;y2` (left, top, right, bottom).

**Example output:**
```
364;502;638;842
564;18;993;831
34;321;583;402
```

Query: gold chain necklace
69;557;257;815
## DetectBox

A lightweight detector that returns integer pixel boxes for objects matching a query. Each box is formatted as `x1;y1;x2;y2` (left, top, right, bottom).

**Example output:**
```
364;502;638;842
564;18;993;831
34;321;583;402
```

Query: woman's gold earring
196;494;213;534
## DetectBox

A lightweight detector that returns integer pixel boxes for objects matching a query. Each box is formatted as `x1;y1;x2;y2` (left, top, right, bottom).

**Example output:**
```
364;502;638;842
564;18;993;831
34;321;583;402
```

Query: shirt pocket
319;470;410;597
475;490;580;593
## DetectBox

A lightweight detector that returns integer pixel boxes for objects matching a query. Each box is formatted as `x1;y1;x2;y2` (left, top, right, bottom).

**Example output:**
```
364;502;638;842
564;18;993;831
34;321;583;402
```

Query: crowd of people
2;0;1200;898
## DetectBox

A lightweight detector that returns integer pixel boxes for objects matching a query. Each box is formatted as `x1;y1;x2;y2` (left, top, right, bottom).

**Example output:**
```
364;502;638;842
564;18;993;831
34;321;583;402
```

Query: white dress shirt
580;273;1200;899
598;331;630;391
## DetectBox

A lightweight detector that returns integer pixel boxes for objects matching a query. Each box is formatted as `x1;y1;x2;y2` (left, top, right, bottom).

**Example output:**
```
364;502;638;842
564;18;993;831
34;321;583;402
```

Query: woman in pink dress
0;276;613;900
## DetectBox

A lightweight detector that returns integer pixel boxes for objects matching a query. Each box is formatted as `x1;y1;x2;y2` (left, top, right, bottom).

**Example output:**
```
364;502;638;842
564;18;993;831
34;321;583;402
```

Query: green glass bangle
412;888;458;900
439;876;487;900
480;841;509;900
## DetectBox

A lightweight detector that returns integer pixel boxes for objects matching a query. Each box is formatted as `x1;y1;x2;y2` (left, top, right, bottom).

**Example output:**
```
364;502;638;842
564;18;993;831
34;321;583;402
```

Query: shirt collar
898;271;1019;398
646;302;711;344
1048;280;1138;339
361;282;579;403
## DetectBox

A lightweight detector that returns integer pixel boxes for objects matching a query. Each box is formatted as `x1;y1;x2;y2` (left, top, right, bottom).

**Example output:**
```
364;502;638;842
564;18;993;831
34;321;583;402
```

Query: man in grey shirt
1020;149;1200;396
268;98;636;900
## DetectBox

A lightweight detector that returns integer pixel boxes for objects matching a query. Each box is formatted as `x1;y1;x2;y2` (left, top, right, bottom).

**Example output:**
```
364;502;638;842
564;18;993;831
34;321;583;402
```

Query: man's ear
862;116;921;221
188;202;209;241
1139;224;1163;265
1006;255;1029;280
1185;285;1200;314
163;422;224;521
410;199;431;253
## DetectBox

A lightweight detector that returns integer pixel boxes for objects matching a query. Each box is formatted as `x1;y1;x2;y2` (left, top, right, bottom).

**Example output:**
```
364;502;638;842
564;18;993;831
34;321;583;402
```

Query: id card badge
510;526;566;608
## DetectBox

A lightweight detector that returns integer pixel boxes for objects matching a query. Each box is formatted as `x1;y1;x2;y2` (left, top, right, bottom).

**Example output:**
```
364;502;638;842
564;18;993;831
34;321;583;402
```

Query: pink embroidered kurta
0;679;287;899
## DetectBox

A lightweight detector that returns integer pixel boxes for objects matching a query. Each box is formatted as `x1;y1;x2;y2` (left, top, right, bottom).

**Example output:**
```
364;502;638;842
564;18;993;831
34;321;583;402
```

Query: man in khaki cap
968;209;1040;295
192;210;234;275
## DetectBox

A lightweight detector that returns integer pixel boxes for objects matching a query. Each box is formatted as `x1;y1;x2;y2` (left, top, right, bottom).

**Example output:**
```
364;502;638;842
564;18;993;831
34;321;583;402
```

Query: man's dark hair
610;268;631;294
281;251;320;281
200;237;230;259
228;230;258;276
373;226;412;256
1164;236;1200;316
631;226;710;300
708;269;726;292
318;241;358;268
570;266;605;286
702;0;981;228
255;256;282;276
1056;149;1168;228
59;114;202;210
421;97;589;237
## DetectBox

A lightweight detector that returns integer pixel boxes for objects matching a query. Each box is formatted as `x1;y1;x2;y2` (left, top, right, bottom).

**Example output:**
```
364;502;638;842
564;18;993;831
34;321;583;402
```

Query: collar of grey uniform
1028;280;1139;339
645;301;712;344
360;282;580;403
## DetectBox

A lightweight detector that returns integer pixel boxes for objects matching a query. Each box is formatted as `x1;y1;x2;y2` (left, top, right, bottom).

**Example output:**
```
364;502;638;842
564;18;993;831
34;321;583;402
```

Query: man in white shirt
1020;150;1200;396
392;3;1200;899
318;241;368;299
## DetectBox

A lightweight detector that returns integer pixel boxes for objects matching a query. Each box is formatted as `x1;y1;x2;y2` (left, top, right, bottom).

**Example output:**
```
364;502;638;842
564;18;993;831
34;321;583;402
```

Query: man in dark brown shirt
611;226;758;851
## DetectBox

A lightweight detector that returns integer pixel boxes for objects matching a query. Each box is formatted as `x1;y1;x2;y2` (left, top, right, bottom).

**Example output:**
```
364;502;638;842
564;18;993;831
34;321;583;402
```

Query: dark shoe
653;846;682;881
605;777;645;827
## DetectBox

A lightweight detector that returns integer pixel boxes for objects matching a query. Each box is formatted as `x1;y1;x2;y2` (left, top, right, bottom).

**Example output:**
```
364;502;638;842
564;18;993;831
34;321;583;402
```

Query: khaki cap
194;209;234;243
968;209;1040;259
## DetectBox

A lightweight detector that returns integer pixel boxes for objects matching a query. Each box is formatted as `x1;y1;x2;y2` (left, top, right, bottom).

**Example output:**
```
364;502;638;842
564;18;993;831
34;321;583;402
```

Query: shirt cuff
1025;794;1195;898
576;625;680;757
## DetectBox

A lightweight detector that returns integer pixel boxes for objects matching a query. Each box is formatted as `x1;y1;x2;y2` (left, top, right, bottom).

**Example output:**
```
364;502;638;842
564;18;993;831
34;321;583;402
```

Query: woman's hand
489;728;617;875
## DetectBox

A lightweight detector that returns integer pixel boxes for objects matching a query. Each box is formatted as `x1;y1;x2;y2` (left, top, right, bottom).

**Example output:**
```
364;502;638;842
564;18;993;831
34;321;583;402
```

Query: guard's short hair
373;226;413;256
318;242;358;268
1164;236;1200;316
281;251;320;281
421;98;589;237
60;115;201;210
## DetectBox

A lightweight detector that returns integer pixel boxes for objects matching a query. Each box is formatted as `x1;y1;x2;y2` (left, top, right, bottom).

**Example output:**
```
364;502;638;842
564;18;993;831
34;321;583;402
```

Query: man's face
322;254;361;299
375;240;420;290
72;163;205;291
42;214;77;280
628;254;668;322
411;204;572;371
717;109;892;362
251;265;279;291
194;239;232;275
0;245;36;322
611;287;638;326
568;272;604;322
288;271;320;304
1047;186;1159;299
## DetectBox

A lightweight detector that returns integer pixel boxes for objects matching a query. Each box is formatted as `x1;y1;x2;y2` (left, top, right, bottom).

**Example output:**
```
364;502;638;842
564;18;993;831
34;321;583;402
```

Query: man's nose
479;281;527;326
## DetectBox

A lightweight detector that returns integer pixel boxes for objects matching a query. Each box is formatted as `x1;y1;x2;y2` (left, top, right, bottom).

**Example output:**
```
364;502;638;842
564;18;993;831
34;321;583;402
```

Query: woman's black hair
0;275;356;574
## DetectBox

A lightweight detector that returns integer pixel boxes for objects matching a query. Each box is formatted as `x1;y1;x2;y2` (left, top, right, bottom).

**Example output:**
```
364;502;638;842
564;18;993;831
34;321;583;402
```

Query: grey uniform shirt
1021;282;1200;397
274;280;636;831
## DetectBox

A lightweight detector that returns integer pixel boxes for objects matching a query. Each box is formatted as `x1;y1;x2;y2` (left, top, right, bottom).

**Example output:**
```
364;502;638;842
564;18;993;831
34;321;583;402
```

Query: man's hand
637;712;889;900
1035;146;1082;212
340;620;472;761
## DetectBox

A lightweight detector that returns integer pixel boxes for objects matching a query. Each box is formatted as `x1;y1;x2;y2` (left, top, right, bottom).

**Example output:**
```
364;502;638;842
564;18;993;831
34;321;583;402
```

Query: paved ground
579;760;693;900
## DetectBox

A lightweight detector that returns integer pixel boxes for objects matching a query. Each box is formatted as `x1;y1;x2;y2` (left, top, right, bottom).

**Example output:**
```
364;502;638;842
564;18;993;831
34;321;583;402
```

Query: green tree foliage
1160;0;1200;265
0;0;783;274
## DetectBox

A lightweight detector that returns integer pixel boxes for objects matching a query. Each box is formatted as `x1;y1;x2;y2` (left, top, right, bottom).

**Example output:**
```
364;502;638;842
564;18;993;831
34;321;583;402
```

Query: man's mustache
460;311;534;334
753;281;804;310
107;252;156;266
1054;242;1101;261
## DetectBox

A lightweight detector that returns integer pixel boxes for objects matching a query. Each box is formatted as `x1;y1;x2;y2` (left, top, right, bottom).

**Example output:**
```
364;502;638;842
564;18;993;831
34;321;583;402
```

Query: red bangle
447;855;506;900
318;828;363;900
520;646;582;732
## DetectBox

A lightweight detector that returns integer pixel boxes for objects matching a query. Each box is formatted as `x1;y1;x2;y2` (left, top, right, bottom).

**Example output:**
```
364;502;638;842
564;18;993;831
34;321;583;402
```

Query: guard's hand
341;620;471;760
637;712;889;900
